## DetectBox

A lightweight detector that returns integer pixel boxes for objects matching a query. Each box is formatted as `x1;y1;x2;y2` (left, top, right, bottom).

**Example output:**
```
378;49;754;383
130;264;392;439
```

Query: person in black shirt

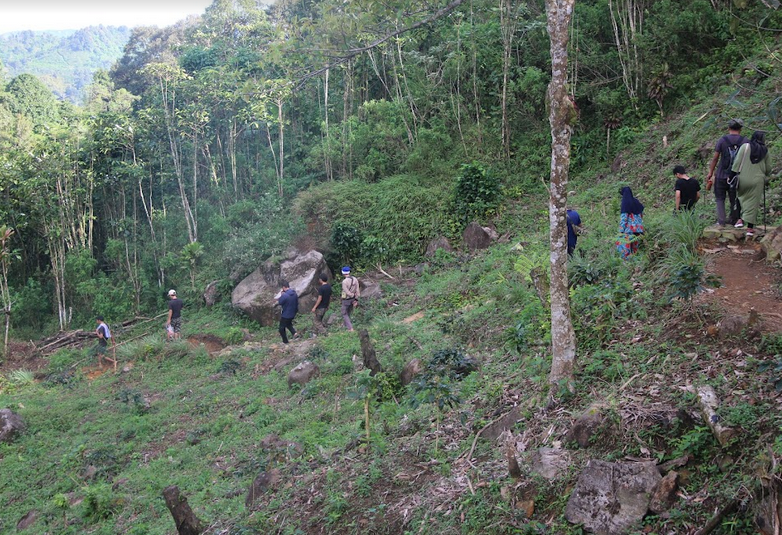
311;273;332;332
166;289;184;340
673;165;701;211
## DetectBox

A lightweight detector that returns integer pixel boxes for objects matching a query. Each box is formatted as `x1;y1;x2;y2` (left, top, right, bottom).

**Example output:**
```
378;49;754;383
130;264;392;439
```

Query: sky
0;0;215;34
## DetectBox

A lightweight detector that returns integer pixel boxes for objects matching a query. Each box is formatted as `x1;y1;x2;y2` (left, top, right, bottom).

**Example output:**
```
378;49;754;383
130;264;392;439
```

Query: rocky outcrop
565;460;661;535
231;250;331;326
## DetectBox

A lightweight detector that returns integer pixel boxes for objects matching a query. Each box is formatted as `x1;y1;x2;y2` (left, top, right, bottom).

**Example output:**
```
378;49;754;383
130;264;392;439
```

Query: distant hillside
0;26;131;103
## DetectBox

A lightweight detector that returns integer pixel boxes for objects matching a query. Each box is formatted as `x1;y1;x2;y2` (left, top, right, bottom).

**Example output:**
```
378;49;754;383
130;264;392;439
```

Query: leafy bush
330;221;363;266
82;483;120;520
660;246;719;302
453;162;501;224
223;327;245;345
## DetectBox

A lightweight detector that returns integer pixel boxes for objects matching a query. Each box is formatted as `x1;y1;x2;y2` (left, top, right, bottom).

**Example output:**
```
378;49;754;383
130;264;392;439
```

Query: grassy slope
2;57;782;535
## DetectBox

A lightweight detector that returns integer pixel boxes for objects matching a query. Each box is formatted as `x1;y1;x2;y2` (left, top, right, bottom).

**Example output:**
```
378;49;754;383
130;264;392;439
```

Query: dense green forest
1;0;778;339
2;0;782;532
0;26;132;102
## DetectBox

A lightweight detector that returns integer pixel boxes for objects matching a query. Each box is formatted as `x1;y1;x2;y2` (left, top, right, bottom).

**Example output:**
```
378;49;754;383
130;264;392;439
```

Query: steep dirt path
697;239;782;332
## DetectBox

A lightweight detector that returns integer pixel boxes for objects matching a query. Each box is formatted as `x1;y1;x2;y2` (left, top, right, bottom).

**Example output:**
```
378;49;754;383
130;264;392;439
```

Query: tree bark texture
162;485;204;535
545;0;577;393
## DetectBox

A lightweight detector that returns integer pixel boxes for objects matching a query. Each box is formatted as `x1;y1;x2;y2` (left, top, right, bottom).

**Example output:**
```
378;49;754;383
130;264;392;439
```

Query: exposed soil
187;333;227;354
696;239;782;332
2;341;48;373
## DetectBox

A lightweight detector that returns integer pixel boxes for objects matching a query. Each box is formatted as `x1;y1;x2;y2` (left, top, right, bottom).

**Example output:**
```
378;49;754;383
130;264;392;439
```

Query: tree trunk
162;485;204;535
324;68;333;181
545;0;577;394
358;329;383;376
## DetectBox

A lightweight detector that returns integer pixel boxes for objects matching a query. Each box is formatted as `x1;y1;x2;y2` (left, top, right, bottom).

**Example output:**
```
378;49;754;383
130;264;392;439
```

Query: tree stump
162;485;204;535
358;329;382;376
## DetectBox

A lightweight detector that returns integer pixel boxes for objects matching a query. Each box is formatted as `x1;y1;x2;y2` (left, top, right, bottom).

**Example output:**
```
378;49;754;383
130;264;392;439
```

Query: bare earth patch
696;239;782;333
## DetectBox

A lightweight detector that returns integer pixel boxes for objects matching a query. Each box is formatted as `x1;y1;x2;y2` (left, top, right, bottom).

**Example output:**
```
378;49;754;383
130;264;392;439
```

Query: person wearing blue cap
340;266;360;331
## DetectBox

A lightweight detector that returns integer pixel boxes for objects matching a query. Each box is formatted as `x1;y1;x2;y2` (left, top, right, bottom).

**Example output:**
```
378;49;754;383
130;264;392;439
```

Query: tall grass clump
116;336;190;362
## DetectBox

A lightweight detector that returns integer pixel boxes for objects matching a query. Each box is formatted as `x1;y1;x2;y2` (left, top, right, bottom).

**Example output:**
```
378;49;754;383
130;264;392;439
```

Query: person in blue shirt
566;209;582;257
276;280;299;344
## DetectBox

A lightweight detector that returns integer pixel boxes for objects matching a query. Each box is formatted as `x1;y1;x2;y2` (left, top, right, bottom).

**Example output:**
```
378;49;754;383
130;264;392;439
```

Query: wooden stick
693;499;738;535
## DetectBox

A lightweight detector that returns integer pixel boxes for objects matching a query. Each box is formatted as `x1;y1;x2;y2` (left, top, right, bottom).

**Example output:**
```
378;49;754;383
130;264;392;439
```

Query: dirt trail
697;239;782;332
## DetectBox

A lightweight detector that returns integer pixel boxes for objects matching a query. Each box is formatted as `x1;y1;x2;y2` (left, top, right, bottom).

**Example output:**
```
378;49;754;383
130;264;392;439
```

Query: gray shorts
171;317;182;333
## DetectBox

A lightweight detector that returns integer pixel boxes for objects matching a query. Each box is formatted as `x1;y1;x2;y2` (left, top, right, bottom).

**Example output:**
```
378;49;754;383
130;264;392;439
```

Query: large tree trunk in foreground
545;0;577;394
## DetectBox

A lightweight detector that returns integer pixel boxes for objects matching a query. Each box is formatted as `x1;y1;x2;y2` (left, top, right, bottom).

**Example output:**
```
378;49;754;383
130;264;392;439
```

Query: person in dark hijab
730;130;771;238
616;186;645;259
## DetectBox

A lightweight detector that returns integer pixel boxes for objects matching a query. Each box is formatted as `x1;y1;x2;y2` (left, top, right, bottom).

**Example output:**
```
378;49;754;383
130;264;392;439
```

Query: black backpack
722;135;746;171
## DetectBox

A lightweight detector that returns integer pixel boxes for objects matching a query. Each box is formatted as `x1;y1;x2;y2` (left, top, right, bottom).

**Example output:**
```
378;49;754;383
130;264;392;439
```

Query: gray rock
400;358;424;386
0;409;25;444
565;404;606;448
232;250;331;326
425;236;454;257
565;460;661;535
287;361;320;388
245;469;280;509
482;407;521;442
530;447;571;480
203;280;220;307
462;222;497;251
360;278;383;300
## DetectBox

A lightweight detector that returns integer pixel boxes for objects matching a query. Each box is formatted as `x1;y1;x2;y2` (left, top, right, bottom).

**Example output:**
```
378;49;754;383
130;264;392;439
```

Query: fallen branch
693;499;738;535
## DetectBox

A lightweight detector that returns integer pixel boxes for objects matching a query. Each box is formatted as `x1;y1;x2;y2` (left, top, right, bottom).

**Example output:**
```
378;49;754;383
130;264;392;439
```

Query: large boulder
231;250;331;326
565;460;661;535
0;409;25;443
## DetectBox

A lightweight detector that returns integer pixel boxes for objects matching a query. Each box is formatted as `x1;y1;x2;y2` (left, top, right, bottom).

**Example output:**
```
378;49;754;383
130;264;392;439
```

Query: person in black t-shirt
673;165;701;211
311;273;332;332
166;289;184;340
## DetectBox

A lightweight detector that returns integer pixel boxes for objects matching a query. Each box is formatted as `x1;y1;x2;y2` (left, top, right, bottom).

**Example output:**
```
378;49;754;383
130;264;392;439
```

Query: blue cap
341;266;351;275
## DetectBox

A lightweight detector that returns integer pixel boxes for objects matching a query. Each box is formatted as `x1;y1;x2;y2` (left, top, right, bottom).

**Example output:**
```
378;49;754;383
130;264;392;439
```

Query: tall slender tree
545;0;577;395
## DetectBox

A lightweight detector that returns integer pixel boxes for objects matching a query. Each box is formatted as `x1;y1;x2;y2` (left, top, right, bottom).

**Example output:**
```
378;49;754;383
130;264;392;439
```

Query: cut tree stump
358;329;382;376
162;485;204;535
